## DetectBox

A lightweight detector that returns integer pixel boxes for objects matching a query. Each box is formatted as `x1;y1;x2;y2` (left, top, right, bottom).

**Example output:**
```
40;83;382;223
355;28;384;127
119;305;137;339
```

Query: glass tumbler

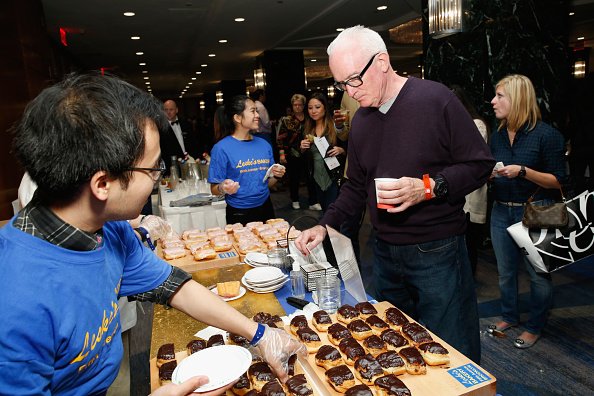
315;274;341;313
267;247;288;272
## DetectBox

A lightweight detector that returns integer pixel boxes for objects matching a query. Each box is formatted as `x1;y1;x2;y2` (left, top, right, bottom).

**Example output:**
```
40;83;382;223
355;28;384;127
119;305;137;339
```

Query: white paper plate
244;266;284;284
172;345;251;391
244;259;268;268
245;252;269;264
244;275;288;288
241;275;289;293
209;285;246;302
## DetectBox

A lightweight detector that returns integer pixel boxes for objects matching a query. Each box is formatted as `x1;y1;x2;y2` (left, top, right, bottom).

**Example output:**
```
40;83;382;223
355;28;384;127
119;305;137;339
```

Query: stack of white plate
241;266;288;293
244;252;269;267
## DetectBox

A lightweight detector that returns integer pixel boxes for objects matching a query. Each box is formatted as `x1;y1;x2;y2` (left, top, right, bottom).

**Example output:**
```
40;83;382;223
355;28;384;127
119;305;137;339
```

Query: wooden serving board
285;301;496;396
157;245;241;272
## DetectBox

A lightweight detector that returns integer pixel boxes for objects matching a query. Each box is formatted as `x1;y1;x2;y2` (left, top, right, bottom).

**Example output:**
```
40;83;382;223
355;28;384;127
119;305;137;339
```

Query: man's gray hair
327;25;387;57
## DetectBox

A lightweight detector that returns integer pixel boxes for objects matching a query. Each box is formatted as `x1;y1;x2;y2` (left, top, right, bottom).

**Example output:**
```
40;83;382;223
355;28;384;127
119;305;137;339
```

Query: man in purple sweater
295;26;494;363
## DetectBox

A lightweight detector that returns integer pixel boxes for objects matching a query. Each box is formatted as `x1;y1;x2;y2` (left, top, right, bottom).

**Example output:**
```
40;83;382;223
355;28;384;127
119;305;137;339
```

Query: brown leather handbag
522;187;568;229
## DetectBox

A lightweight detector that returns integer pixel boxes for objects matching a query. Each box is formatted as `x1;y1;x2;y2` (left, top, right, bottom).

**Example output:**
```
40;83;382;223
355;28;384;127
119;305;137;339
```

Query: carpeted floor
270;185;594;396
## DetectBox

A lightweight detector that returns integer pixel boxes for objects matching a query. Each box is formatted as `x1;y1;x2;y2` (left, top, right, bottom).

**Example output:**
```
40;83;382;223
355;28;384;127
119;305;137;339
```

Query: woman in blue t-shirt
208;95;286;224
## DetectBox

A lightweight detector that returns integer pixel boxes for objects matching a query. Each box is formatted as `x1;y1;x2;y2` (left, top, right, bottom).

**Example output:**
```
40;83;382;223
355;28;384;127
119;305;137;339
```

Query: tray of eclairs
285;301;493;396
151;312;324;396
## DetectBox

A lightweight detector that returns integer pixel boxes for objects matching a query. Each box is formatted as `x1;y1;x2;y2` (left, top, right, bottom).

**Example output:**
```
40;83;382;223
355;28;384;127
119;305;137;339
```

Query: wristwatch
433;175;449;199
518;165;526;178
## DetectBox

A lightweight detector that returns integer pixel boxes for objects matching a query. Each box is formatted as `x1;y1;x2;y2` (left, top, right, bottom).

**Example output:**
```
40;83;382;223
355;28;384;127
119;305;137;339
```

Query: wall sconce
254;68;266;89
327;85;335;98
215;90;223;104
573;60;586;79
428;0;463;38
199;100;205;110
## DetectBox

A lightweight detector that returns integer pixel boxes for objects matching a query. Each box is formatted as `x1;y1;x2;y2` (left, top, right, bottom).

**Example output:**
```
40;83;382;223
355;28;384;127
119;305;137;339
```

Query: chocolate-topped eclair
345;384;373;396
417;341;450;366
325;365;355;393
232;372;252;396
207;334;225;348
296;327;322;353
362;334;387;357
366;314;389;335
253;312;272;323
261;379;286;396
328;323;351;346
158;360;177;385
245;390;261;396
380;329;409;350
248;361;277;391
398;346;426;375
285;374;313;396
355;302;378;319
312;310;333;332
400;322;432;346
338;337;366;365
384;308;408;330
228;333;250;348
156;343;175;367
354;354;384;385
290;315;309;335
287;354;297;376
374;374;412;396
315;344;343;370
337;304;360;324
347;319;373;340
376;350;406;375
186;339;207;355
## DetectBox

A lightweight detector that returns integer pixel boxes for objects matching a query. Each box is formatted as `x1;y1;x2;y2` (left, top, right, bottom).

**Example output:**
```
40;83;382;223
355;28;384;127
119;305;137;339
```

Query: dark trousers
286;155;317;205
225;197;275;225
465;213;484;276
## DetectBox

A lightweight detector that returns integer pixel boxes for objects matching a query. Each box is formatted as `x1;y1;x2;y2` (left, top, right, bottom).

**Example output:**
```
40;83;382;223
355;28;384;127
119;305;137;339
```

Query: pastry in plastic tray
162;247;187;260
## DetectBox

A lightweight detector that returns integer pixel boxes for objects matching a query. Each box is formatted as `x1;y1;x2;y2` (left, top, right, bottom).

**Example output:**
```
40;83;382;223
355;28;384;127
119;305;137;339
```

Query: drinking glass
315;275;341;313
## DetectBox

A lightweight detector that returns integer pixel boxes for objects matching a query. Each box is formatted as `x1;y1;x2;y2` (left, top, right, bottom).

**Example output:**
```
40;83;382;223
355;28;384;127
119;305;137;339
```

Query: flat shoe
487;322;516;334
514;334;540;349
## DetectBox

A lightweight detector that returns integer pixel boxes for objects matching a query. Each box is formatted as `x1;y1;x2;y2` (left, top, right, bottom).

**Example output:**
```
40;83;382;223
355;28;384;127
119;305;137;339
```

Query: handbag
522;187;568;229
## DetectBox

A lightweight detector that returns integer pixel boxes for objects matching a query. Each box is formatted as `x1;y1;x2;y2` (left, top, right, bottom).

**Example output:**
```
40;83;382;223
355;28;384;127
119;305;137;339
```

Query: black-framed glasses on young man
128;159;166;182
333;52;380;92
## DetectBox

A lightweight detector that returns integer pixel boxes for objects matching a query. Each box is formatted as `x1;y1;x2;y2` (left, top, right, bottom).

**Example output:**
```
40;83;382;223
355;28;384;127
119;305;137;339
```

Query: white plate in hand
172;345;251;391
244;266;284;284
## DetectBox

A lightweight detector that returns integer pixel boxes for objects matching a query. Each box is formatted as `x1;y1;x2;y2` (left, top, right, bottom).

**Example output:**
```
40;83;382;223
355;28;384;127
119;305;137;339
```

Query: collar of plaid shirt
14;197;103;251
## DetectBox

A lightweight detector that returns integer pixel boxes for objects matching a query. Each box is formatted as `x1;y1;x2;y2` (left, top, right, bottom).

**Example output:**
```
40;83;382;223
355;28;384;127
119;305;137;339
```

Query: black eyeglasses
128;159;166;182
333;52;380;92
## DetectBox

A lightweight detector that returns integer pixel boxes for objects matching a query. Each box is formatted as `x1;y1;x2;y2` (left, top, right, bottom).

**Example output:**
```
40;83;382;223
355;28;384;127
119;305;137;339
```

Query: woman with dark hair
450;85;489;276
300;92;345;212
208;95;285;224
488;74;566;349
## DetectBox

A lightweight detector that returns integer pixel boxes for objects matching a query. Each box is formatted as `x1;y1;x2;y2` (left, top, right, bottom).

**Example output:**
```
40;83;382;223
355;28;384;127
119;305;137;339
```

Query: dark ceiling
40;0;593;100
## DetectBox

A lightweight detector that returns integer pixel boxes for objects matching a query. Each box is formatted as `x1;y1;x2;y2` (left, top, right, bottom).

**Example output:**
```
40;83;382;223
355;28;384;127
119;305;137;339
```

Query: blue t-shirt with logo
0;219;171;395
208;135;274;209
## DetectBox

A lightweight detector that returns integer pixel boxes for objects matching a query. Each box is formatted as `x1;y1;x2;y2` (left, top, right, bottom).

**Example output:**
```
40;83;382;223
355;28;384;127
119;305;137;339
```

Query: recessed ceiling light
196;71;202;74
131;36;140;40
578;36;585;40
191;77;196;80
136;52;144;55
569;12;575;16
185;86;189;88
145;82;150;85
311;59;317;62
336;28;344;32
123;12;135;17
142;70;148;73
188;82;193;85
201;64;208;67
179;96;183;98
234;17;245;22
139;62;146;66
143;77;149;80
208;54;216;57
377;6;388;11
402;71;408;75
219;39;228;43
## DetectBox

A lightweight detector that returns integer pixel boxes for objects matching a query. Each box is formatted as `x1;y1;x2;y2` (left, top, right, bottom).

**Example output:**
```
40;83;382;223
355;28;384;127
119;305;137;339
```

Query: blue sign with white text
448;364;491;388
217;251;237;259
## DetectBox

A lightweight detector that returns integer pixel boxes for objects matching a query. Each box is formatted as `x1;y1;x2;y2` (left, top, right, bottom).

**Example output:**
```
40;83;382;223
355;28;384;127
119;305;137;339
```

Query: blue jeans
374;235;481;363
490;202;553;334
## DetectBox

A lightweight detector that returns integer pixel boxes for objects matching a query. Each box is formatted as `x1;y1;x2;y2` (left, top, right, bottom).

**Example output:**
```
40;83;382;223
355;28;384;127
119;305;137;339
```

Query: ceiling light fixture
142;70;148;73
188;82;193;85
196;71;202;74
208;54;216;57
234;17;245;22
136;52;144;55
336;28;344;32
145;82;150;85
131;36;140;40
569;12;575;16
219;39;228;43
311;59;317;62
139;62;146;66
377;6;388;11
428;0;463;38
123;12;135;17
191;77;196;80
577;36;584;40
143;77;149;80
201;64;208;67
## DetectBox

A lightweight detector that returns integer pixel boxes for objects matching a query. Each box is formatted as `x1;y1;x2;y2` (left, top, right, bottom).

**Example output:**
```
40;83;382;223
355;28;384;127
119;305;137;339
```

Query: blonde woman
300;92;345;212
488;74;566;349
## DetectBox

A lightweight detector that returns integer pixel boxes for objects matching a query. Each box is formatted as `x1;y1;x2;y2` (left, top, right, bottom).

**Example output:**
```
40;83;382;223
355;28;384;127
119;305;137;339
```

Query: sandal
487;321;517;334
514;333;540;349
